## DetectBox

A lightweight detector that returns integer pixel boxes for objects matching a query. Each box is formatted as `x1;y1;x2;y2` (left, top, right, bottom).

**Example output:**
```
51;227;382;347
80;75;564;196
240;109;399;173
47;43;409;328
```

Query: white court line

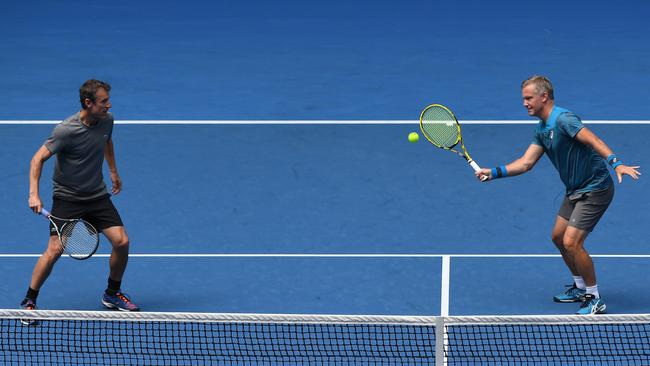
1;253;650;258
1;120;650;125
440;255;451;317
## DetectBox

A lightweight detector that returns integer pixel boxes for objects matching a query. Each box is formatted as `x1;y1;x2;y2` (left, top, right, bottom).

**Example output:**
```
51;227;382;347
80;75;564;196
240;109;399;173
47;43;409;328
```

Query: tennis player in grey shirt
48;111;114;200
23;79;140;314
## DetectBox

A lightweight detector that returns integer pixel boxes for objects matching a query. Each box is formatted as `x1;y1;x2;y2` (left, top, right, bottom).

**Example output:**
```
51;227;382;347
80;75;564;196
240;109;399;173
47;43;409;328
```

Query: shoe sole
19;319;39;326
20;304;39;326
577;303;607;315
592;303;607;314
102;299;139;312
553;297;585;303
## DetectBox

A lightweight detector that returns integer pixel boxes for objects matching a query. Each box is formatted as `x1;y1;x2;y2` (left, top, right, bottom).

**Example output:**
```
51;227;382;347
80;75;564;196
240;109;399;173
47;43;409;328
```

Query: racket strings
420;106;460;148
60;221;99;259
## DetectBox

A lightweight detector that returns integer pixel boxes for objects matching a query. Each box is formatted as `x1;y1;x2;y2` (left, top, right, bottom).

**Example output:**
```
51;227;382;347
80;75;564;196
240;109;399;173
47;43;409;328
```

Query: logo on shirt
549;130;554;140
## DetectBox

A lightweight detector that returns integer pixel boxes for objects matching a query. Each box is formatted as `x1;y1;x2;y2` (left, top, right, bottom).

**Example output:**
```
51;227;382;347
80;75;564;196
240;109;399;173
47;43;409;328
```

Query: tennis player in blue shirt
476;75;641;314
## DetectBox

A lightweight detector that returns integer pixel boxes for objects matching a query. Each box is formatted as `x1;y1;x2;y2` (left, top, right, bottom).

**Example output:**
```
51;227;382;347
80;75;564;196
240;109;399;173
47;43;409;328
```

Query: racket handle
469;160;481;172
469;160;489;181
40;208;51;217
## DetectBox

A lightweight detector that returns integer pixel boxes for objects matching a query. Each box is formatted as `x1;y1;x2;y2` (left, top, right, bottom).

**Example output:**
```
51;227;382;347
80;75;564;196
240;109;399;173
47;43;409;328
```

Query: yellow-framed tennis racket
419;104;486;180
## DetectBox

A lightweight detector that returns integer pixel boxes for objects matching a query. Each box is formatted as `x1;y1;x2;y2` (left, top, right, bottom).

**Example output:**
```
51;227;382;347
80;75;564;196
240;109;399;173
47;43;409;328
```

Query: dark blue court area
1;0;649;120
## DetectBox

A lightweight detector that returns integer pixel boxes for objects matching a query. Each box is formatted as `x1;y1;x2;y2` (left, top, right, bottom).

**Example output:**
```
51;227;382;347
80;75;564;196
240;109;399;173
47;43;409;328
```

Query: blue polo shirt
532;106;612;195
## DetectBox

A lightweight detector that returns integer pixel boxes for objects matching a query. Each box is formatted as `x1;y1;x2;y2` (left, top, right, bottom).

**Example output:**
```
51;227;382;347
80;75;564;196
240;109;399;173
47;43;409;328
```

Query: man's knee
551;216;569;249
562;234;584;253
45;236;64;259
109;230;130;251
551;231;564;248
114;235;129;251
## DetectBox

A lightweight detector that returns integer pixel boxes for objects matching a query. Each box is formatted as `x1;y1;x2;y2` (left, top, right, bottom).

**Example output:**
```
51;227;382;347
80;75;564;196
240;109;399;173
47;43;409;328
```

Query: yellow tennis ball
408;132;419;143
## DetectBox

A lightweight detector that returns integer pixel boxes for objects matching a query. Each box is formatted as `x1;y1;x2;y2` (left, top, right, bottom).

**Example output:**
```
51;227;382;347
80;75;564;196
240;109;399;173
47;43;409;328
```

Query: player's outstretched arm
575;127;641;183
476;144;544;181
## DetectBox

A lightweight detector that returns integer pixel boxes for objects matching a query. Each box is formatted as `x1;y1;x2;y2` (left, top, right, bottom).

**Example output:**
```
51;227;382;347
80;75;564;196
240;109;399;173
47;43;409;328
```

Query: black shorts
49;195;123;236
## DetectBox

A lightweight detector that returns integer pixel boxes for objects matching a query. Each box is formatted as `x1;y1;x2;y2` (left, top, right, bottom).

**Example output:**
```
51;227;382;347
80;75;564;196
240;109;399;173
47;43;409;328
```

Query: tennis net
1;310;650;365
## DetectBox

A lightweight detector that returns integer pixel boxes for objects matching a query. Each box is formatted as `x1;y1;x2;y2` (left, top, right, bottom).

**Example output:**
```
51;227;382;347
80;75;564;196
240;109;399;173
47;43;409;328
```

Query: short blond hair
521;75;554;100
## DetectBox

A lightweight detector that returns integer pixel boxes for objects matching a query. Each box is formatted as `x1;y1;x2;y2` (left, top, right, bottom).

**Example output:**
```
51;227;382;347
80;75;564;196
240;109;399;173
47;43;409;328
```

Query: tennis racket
419;104;487;180
40;208;99;260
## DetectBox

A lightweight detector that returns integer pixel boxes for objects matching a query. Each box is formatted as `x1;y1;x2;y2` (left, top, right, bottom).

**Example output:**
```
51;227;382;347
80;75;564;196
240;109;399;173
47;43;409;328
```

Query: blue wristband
607;154;622;168
607;154;616;164
491;166;508;179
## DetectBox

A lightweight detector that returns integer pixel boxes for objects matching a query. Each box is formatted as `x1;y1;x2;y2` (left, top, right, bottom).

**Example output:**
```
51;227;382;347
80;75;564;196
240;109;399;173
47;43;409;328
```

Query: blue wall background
1;0;649;120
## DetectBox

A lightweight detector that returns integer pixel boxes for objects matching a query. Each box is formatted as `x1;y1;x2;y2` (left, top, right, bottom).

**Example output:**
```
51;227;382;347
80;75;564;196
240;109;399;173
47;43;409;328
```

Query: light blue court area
2;123;648;254
450;255;650;315
1;122;649;316
0;255;440;314
3;254;650;316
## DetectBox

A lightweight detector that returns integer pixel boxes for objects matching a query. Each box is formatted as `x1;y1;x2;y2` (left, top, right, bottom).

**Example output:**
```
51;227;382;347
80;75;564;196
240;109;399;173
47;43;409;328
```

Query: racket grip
469;160;481;172
40;208;51;217
469;160;489;181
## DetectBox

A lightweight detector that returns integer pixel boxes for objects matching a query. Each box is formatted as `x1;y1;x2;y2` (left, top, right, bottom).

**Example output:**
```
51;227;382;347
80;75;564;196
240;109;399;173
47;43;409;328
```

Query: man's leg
100;225;139;311
562;226;595;287
557;187;612;314
551;216;588;303
551;216;579;276
29;235;65;291
102;226;130;282
21;235;63;324
562;225;606;314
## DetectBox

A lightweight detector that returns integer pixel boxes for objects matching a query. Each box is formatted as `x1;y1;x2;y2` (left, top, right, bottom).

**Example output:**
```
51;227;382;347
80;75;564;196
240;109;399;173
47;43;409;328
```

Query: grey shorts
558;184;614;232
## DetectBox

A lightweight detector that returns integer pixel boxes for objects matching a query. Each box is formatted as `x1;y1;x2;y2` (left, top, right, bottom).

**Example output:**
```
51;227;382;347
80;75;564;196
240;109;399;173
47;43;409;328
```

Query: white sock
585;285;600;299
573;276;586;290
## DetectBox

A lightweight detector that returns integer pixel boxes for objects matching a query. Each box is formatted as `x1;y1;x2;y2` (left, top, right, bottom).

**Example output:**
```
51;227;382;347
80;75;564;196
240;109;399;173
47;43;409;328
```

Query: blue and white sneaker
102;292;140;312
19;298;38;326
553;284;586;303
576;294;606;315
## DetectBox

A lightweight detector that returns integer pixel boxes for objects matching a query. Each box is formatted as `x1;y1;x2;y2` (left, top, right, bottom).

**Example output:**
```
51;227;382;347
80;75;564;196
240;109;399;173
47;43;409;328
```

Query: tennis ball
408;132;419;143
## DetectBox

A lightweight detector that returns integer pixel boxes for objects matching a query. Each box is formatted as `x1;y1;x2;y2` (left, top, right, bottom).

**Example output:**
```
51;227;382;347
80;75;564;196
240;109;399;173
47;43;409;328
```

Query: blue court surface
1;0;649;318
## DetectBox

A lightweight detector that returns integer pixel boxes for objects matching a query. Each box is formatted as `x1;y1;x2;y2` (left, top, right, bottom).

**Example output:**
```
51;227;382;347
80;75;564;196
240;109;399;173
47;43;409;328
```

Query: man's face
85;88;111;117
522;84;547;118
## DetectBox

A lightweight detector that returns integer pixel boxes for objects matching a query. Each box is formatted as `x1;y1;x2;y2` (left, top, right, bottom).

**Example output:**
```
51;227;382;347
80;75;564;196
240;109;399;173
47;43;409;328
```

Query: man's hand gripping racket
40;208;99;260
419;104;488;181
